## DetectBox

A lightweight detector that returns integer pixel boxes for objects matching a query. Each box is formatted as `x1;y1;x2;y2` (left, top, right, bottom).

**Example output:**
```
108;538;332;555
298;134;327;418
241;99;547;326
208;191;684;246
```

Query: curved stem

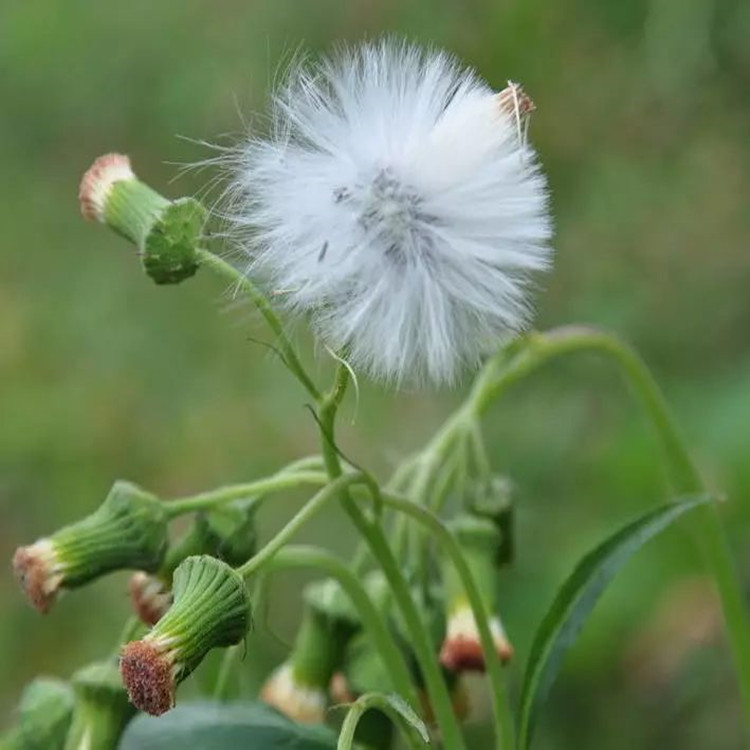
381;492;515;750
196;248;320;400
165;471;329;518
337;693;429;750
457;325;750;724
262;545;419;712
236;474;363;578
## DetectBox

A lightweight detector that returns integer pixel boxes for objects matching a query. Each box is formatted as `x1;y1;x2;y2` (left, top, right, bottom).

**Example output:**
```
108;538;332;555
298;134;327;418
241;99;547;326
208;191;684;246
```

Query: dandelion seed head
227;40;553;386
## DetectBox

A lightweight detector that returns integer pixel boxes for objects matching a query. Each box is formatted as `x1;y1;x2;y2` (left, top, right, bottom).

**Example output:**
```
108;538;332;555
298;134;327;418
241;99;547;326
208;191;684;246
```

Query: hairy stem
196;248;320;400
165;470;329;518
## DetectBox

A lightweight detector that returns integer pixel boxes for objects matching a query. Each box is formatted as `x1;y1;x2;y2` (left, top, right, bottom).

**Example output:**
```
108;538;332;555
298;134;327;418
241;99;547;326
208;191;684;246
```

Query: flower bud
13;481;168;613
262;578;360;723
65;661;136;750
2;677;74;750
79;153;205;285
129;503;257;626
439;515;513;673
468;474;515;566
120;555;250;715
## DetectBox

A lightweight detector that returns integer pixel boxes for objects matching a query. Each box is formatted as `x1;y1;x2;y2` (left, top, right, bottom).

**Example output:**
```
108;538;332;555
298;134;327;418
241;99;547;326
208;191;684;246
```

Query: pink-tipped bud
129;572;172;626
439;604;514;673
79;154;136;222
12;540;64;614
261;664;327;724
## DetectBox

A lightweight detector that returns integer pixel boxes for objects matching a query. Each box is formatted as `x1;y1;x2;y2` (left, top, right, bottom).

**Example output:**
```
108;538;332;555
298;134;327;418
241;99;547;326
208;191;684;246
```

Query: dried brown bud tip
497;82;536;119
12;541;62;613
439;607;514;673
119;640;175;716
129;572;172;626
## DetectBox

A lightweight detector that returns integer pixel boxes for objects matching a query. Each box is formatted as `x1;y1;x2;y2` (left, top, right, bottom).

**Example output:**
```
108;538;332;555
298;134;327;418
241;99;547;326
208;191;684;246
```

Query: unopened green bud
64;662;135;750
129;503;257;626
262;579;360;724
13;482;168;613
120;555;250;715
3;678;74;750
439;515;513;673
468;475;515;566
79;153;205;285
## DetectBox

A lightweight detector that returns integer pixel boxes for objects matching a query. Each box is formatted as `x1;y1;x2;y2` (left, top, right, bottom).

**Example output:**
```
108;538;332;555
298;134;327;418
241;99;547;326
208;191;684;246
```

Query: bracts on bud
439;515;514;673
261;578;360;724
79;153;206;285
120;555;250;715
13;481;168;613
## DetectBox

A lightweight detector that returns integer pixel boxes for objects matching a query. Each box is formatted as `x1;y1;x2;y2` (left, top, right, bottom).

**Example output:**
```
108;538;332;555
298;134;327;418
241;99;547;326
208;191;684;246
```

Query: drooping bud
65;661;136;750
468;475;515;566
120;555;250;715
13;481;168;613
128;502;258;626
261;578;360;724
439;515;513;673
79;153;206;285
1;677;74;749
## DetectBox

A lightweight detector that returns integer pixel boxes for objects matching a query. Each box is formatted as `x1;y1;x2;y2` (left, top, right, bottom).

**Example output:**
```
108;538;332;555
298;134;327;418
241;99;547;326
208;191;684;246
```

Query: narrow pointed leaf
518;494;713;749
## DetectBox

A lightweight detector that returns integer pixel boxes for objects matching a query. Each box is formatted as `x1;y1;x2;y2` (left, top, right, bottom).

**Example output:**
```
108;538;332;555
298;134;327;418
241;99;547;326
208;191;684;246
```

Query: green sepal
141;198;205;285
151;555;251;683
290;579;361;689
65;662;135;750
443;514;500;615
467;475;515;566
52;481;168;589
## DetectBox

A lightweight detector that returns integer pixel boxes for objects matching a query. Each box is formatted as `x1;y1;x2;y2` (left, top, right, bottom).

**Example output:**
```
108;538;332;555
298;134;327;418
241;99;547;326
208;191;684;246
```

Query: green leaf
119;700;337;750
517;494;713;749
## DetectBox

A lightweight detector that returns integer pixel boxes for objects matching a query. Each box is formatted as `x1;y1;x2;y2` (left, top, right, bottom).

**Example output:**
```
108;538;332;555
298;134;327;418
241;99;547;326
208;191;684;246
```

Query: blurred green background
1;0;749;747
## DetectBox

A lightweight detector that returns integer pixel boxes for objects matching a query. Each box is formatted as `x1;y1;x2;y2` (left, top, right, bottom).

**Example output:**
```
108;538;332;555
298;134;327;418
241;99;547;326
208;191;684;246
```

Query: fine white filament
229;41;552;386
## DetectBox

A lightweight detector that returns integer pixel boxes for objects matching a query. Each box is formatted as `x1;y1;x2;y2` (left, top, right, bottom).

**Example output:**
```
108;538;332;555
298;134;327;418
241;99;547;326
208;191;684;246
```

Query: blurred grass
1;0;749;747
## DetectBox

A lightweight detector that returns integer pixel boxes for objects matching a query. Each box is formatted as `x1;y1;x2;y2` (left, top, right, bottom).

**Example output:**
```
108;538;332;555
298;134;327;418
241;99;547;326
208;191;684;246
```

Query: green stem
213;644;242;700
464;325;750;724
262;545;419;711
317;365;467;749
381;492;515;750
165;471;328;518
236;474;363;578
337;693;430;750
196;248;320;400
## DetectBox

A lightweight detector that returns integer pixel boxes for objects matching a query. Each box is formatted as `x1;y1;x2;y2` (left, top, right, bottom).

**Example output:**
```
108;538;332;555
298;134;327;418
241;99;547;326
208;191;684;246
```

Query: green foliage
119;701;338;750
518;495;713;749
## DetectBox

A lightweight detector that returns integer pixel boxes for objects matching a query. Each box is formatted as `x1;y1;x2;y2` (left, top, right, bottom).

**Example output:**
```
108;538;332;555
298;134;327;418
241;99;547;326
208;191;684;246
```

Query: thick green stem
382;492;515;750
165;471;329;518
196;249;320;400
317;365;467;749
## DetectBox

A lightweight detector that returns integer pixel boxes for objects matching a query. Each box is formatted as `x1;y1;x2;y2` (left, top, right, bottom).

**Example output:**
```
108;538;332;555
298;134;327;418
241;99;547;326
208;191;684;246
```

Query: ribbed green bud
467;475;515;566
64;662;135;750
439;515;513;673
120;555;250;716
13;482;168;613
261;579;360;724
129;502;257;626
79;153;205;285
2;678;74;750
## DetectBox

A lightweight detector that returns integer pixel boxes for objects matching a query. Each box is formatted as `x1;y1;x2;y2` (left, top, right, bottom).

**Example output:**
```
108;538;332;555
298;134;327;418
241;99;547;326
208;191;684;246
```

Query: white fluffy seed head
228;40;553;386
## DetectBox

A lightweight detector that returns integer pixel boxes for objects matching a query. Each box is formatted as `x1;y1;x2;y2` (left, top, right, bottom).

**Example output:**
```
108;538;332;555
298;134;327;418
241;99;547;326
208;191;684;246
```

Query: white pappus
228;40;553;386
